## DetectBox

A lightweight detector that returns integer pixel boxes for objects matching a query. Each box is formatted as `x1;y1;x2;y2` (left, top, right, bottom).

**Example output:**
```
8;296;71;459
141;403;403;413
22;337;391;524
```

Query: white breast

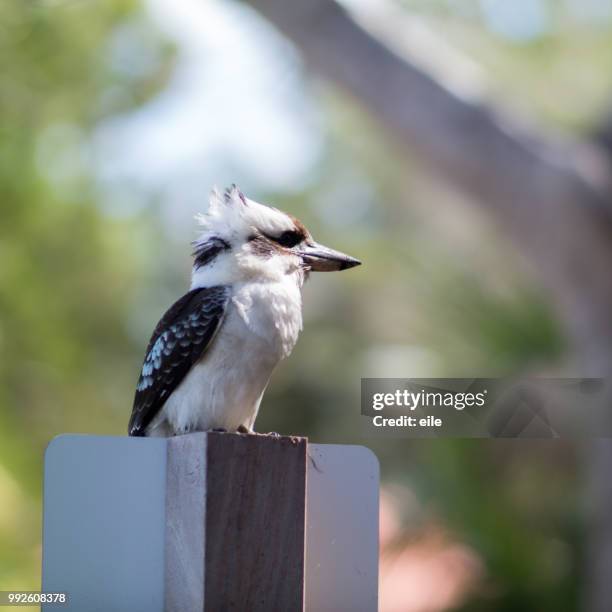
147;277;303;436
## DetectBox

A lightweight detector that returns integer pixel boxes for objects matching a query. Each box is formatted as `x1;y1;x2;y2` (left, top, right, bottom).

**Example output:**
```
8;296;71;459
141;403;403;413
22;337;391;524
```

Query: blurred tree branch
244;0;612;610
592;111;612;163
245;0;612;352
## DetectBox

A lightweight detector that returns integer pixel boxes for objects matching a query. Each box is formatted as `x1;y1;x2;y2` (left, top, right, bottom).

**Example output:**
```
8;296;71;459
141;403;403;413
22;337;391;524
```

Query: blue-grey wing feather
128;285;229;436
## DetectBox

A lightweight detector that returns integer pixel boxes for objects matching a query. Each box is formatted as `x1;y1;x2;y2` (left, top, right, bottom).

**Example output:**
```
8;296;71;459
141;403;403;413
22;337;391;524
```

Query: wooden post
42;433;378;611
165;432;307;611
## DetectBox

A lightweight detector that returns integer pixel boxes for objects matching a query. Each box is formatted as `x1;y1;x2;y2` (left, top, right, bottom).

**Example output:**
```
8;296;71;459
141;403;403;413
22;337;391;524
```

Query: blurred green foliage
0;0;171;591
1;0;610;610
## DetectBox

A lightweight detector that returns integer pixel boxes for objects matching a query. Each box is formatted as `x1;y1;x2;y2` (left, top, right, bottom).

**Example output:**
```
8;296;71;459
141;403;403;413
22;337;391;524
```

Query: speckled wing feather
128;286;229;436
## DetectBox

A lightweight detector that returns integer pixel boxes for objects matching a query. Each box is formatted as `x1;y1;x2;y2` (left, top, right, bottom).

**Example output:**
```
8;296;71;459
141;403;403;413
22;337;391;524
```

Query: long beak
299;242;361;272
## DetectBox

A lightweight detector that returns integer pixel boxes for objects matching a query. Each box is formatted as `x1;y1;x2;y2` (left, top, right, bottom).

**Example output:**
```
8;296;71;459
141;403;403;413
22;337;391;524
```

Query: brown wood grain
165;432;307;612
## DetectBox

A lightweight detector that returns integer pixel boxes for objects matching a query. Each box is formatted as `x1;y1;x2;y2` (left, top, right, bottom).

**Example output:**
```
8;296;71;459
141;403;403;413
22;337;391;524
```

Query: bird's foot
210;427;227;433
266;431;281;437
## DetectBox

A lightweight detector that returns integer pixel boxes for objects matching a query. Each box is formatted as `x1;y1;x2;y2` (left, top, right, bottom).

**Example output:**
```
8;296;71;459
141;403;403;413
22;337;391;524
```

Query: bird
128;185;361;437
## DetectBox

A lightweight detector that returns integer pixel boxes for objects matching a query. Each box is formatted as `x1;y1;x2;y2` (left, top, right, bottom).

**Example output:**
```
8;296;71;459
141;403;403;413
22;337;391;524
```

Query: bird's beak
299;242;361;272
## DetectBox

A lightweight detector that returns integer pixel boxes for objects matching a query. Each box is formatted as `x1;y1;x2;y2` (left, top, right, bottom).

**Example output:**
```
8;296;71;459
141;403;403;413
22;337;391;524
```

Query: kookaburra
128;185;360;437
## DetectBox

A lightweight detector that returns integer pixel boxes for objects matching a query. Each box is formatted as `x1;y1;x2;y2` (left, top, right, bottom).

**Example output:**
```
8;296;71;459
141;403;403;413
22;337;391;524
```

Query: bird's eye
274;230;303;248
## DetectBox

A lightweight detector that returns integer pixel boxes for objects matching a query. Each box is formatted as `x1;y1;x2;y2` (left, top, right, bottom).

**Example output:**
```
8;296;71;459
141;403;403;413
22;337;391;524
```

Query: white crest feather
194;185;296;247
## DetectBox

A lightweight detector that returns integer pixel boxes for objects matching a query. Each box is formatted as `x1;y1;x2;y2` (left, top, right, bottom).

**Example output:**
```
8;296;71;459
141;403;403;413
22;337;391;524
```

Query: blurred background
3;0;612;610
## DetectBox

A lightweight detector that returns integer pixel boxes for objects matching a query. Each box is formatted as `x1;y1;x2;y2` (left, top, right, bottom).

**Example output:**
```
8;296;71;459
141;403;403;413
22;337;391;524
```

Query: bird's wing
128;285;230;436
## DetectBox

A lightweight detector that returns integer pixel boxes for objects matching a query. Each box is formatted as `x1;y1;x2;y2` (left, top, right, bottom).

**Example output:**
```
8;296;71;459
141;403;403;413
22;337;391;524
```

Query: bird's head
191;185;360;288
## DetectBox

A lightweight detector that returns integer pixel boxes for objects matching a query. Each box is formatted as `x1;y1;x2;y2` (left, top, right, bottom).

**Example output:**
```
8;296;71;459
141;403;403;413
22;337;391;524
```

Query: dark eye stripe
192;237;230;269
273;230;303;248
